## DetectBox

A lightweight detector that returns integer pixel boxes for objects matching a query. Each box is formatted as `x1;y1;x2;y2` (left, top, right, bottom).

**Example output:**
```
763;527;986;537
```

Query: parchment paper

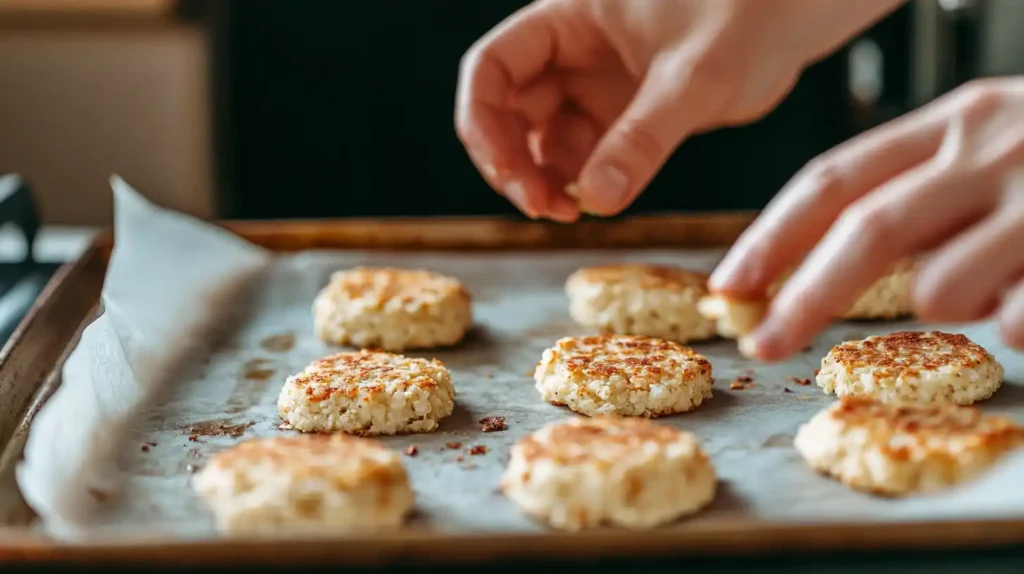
16;177;1024;540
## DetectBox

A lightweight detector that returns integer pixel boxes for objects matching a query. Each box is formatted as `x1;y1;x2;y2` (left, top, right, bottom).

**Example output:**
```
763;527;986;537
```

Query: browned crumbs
405;445;419;457
455;455;465;462
146;441;157;447
735;375;753;383
184;420;254;438
730;380;754;390
814;368;821;376
446;442;462;450
186;464;199;474
784;387;793;393
141;445;150;452
469;445;488;456
260;332;296;353
87;488;109;503
788;375;811;386
479;416;506;432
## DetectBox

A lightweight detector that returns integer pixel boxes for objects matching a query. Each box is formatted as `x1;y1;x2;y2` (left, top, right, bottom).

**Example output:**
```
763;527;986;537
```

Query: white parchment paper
15;177;1024;540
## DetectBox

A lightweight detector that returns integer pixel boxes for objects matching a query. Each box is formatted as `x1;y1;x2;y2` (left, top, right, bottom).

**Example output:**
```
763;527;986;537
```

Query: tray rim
6;212;1024;565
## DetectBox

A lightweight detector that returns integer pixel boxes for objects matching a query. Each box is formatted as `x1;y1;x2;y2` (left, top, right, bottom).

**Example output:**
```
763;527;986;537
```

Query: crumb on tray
479;416;506;432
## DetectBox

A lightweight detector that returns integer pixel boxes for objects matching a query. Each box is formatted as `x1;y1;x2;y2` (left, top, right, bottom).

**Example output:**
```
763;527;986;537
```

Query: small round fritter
192;434;414;535
502;416;716;530
841;259;919;320
534;334;713;418
565;264;717;343
794;396;1024;495
313;267;472;352
816;331;1003;405
696;293;766;339
277;350;455;435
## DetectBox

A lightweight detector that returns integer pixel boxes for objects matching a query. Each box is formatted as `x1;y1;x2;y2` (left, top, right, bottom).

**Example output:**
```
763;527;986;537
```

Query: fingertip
576;162;633;216
544;192;582;224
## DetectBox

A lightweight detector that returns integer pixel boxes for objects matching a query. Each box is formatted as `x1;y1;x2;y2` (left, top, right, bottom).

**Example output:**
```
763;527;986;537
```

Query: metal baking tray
4;213;1024;567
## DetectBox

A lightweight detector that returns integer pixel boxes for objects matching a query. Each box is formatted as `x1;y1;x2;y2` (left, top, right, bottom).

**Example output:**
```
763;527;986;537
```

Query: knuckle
952;79;1004;118
796;157;847;202
836;203;896;250
611;117;667;167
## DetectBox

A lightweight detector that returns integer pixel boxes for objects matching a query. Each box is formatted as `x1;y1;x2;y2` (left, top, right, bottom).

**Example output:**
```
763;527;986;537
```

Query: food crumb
730;380;754;390
455;455;464;462
405;445;418;457
277;423;294;431
141;445;150;452
87;488;109;503
188;435;199;442
814;368;821;376
479;416;506;433
469;445;488;456
146;441;157;447
186;464;199;474
446;442;462;450
784;387;793;393
788;375;811;386
736;375;753;382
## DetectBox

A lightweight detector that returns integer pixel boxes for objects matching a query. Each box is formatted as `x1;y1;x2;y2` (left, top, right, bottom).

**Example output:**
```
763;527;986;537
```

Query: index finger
707;102;949;299
455;3;563;219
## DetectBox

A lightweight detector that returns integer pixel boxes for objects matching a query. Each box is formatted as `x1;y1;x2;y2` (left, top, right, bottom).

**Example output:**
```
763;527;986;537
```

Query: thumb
576;56;718;216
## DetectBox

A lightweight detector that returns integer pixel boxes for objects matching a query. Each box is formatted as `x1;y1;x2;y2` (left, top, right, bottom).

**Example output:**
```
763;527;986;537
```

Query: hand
455;0;906;222
709;77;1024;360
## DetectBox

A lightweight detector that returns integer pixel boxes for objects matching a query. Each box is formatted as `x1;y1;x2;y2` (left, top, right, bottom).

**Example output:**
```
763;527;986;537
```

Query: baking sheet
16;178;1024;540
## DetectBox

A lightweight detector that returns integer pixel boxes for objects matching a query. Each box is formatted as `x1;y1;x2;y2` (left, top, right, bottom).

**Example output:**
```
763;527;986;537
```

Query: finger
535;106;601;182
998;278;1024;350
510;73;564;127
455;3;560;217
914;199;1024;323
708;101;951;299
564;71;636;127
747;158;999;361
574;51;726;216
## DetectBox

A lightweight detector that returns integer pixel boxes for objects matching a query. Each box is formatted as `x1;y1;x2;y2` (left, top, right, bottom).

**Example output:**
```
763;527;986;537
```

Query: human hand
455;0;906;222
709;77;1024;360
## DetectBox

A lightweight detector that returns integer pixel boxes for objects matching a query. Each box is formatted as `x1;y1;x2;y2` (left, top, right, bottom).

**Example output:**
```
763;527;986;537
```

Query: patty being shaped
794;396;1024;495
192;434;414;535
313;267;472;352
534;334;713;417
816;331;1003;405
696;294;766;339
502;416;716;530
278;350;455;435
566;264;717;343
841;259;918;320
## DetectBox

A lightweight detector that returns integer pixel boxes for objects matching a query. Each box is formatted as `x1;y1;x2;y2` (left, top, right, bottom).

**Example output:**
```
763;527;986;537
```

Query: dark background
213;0;913;220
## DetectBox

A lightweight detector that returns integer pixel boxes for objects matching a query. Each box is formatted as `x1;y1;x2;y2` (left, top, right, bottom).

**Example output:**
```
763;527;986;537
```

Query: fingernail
738;335;759;360
742;322;779;362
581;164;630;210
504;181;537;219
